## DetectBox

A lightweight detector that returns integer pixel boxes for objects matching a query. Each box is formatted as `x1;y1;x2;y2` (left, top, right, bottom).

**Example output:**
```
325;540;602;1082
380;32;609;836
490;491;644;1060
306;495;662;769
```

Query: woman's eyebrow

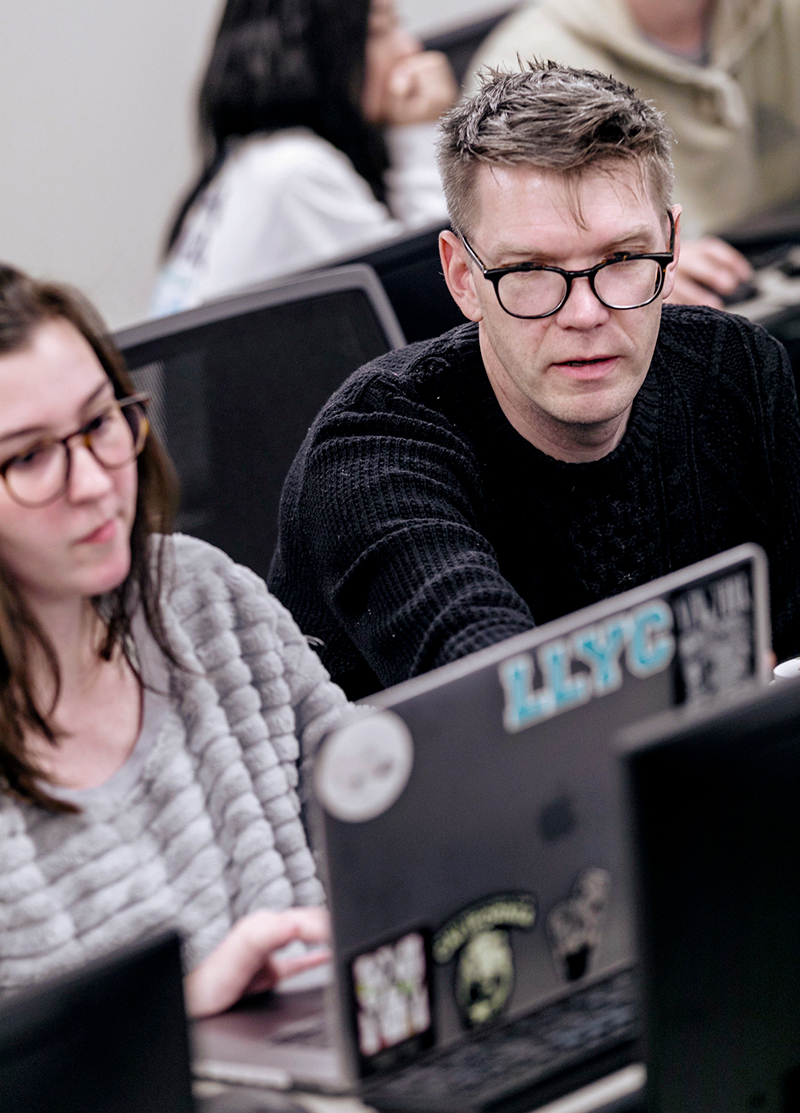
0;382;112;445
79;381;115;414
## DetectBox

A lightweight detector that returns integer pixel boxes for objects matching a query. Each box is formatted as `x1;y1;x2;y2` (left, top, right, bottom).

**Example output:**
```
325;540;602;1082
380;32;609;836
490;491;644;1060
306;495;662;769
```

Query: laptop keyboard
266;1014;330;1049
363;969;639;1112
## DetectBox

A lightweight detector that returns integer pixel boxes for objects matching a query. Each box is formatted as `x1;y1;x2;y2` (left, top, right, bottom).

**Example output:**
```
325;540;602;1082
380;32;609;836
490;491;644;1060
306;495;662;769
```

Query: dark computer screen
623;681;800;1113
334;224;465;344
0;933;192;1113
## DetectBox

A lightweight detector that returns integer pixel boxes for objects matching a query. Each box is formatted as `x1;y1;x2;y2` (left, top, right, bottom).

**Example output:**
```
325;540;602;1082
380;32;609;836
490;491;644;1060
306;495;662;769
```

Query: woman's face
0;318;137;609
360;0;421;123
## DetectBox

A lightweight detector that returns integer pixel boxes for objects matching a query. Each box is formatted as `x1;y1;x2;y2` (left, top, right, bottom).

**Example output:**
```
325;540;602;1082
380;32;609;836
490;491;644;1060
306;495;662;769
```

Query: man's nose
555;276;610;327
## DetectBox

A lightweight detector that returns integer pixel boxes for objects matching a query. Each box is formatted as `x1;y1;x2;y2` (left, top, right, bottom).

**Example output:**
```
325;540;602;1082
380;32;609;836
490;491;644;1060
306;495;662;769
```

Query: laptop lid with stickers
312;544;770;1091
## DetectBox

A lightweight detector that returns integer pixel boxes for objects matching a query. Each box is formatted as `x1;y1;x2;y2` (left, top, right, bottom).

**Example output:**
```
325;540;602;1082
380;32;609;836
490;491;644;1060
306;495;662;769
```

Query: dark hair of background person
0;264;180;813
165;0;391;253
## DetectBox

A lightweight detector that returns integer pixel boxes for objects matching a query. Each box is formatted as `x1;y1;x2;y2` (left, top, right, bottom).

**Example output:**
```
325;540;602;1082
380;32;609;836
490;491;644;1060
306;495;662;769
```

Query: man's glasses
460;211;675;320
0;394;150;508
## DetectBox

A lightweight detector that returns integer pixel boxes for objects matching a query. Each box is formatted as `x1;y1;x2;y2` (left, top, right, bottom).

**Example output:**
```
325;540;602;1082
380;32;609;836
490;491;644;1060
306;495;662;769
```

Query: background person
0;264;349;1016
469;0;800;308
151;0;457;316
269;64;800;700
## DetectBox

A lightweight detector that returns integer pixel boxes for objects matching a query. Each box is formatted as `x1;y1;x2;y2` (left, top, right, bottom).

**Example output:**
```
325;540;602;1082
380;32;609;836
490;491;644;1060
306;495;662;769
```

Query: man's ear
439;230;484;322
662;204;682;301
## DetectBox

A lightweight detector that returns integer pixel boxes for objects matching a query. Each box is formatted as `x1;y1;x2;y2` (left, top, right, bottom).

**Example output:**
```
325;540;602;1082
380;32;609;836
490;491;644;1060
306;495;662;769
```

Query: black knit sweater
270;306;800;699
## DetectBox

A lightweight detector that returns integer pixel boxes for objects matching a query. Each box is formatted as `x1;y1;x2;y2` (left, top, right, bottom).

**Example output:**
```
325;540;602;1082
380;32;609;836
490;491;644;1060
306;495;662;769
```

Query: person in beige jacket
470;0;800;307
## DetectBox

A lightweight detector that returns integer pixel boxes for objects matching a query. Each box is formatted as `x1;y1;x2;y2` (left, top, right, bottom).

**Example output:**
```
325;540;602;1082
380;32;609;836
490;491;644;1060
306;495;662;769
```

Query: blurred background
0;0;507;330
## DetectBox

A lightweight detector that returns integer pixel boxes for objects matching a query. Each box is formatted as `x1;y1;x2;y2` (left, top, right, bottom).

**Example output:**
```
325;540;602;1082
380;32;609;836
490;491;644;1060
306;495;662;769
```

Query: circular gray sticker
315;711;414;823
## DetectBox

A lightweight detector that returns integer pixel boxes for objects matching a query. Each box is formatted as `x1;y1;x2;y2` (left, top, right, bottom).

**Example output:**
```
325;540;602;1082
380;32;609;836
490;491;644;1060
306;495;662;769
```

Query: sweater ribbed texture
270;306;800;699
0;534;348;993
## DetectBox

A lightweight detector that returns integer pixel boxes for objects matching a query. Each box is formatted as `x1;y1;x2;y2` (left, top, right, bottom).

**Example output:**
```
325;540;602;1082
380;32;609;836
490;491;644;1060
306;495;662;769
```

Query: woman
0;264;349;1016
151;0;457;316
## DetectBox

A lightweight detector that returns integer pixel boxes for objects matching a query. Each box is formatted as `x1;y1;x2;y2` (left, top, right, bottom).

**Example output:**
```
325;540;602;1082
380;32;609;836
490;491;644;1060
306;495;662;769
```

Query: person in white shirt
152;0;457;316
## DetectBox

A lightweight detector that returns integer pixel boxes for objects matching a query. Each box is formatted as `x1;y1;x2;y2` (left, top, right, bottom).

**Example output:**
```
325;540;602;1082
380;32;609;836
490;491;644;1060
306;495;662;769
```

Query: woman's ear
439;230;484;323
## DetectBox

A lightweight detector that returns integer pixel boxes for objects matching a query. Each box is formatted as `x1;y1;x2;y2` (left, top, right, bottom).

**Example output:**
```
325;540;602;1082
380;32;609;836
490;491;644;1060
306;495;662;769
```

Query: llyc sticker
499;601;675;733
433;894;537;1028
546;868;611;982
351;931;432;1062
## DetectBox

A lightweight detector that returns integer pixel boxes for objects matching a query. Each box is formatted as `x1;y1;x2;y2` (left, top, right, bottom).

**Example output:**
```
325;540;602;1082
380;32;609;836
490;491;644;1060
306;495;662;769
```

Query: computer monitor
322;223;464;345
621;680;800;1113
0;932;192;1113
113;265;404;582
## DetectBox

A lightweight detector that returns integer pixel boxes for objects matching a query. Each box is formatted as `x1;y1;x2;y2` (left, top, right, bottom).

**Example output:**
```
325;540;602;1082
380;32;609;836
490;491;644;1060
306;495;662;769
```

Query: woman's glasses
0;394;150;508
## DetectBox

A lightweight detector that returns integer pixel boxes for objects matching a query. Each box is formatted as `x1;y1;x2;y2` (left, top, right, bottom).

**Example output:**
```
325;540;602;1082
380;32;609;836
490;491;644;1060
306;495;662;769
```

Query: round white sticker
315;712;414;823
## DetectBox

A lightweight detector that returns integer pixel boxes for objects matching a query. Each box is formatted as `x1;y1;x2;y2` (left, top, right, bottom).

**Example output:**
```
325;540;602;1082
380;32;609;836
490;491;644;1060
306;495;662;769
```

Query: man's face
441;162;679;459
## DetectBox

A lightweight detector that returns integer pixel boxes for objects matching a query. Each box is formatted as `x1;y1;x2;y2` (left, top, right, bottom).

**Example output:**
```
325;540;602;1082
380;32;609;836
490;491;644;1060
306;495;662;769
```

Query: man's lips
552;355;619;380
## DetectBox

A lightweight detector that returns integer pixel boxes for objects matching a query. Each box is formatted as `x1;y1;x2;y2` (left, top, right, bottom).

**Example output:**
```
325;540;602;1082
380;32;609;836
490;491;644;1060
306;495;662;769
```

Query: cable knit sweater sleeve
727;316;800;659
270;332;537;695
271;311;800;696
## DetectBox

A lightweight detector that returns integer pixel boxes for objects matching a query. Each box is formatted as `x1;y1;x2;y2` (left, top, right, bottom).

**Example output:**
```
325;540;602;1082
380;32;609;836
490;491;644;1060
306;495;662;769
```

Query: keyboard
725;242;800;326
362;969;640;1113
266;1013;330;1049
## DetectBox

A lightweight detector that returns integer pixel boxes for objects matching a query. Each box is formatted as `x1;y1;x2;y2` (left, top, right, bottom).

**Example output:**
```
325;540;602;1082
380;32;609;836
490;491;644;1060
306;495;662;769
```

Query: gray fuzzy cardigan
0;534;349;993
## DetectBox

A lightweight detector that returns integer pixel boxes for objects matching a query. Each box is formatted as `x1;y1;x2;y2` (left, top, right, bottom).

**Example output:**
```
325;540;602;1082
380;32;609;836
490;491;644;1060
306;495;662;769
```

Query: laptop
620;677;800;1113
194;544;770;1111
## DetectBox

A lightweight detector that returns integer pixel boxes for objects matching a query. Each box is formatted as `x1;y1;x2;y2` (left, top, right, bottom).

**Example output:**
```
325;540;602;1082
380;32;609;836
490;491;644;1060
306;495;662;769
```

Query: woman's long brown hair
0;265;180;812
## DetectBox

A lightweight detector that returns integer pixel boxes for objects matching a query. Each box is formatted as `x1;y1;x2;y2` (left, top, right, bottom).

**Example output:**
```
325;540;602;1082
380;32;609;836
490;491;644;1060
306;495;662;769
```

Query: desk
195;1079;372;1112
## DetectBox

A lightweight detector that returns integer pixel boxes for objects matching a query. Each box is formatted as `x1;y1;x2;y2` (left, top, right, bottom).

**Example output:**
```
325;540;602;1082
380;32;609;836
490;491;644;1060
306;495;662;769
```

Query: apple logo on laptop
538;793;577;844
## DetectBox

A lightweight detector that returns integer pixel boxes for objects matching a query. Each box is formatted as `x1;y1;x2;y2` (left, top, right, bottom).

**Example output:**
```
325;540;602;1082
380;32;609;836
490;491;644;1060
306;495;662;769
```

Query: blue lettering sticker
627;601;675;677
540;641;590;712
499;655;555;731
500;601;676;734
573;620;627;695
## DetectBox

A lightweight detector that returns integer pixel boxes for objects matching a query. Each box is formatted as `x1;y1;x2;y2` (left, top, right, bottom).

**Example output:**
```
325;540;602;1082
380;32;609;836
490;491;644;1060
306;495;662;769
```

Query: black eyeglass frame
0;393;151;508
459;210;676;320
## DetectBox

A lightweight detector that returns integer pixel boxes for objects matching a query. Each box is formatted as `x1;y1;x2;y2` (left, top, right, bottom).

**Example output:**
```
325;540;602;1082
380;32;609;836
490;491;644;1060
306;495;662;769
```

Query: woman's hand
185;907;330;1019
383;51;459;126
666;236;753;309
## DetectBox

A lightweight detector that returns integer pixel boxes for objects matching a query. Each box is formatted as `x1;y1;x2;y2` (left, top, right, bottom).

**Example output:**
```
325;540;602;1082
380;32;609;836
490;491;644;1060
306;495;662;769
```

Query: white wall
400;0;510;34
0;1;508;330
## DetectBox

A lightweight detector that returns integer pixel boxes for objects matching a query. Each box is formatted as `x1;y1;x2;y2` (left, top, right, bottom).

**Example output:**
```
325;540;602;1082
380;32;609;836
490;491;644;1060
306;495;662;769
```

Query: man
269;64;800;699
470;0;800;307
